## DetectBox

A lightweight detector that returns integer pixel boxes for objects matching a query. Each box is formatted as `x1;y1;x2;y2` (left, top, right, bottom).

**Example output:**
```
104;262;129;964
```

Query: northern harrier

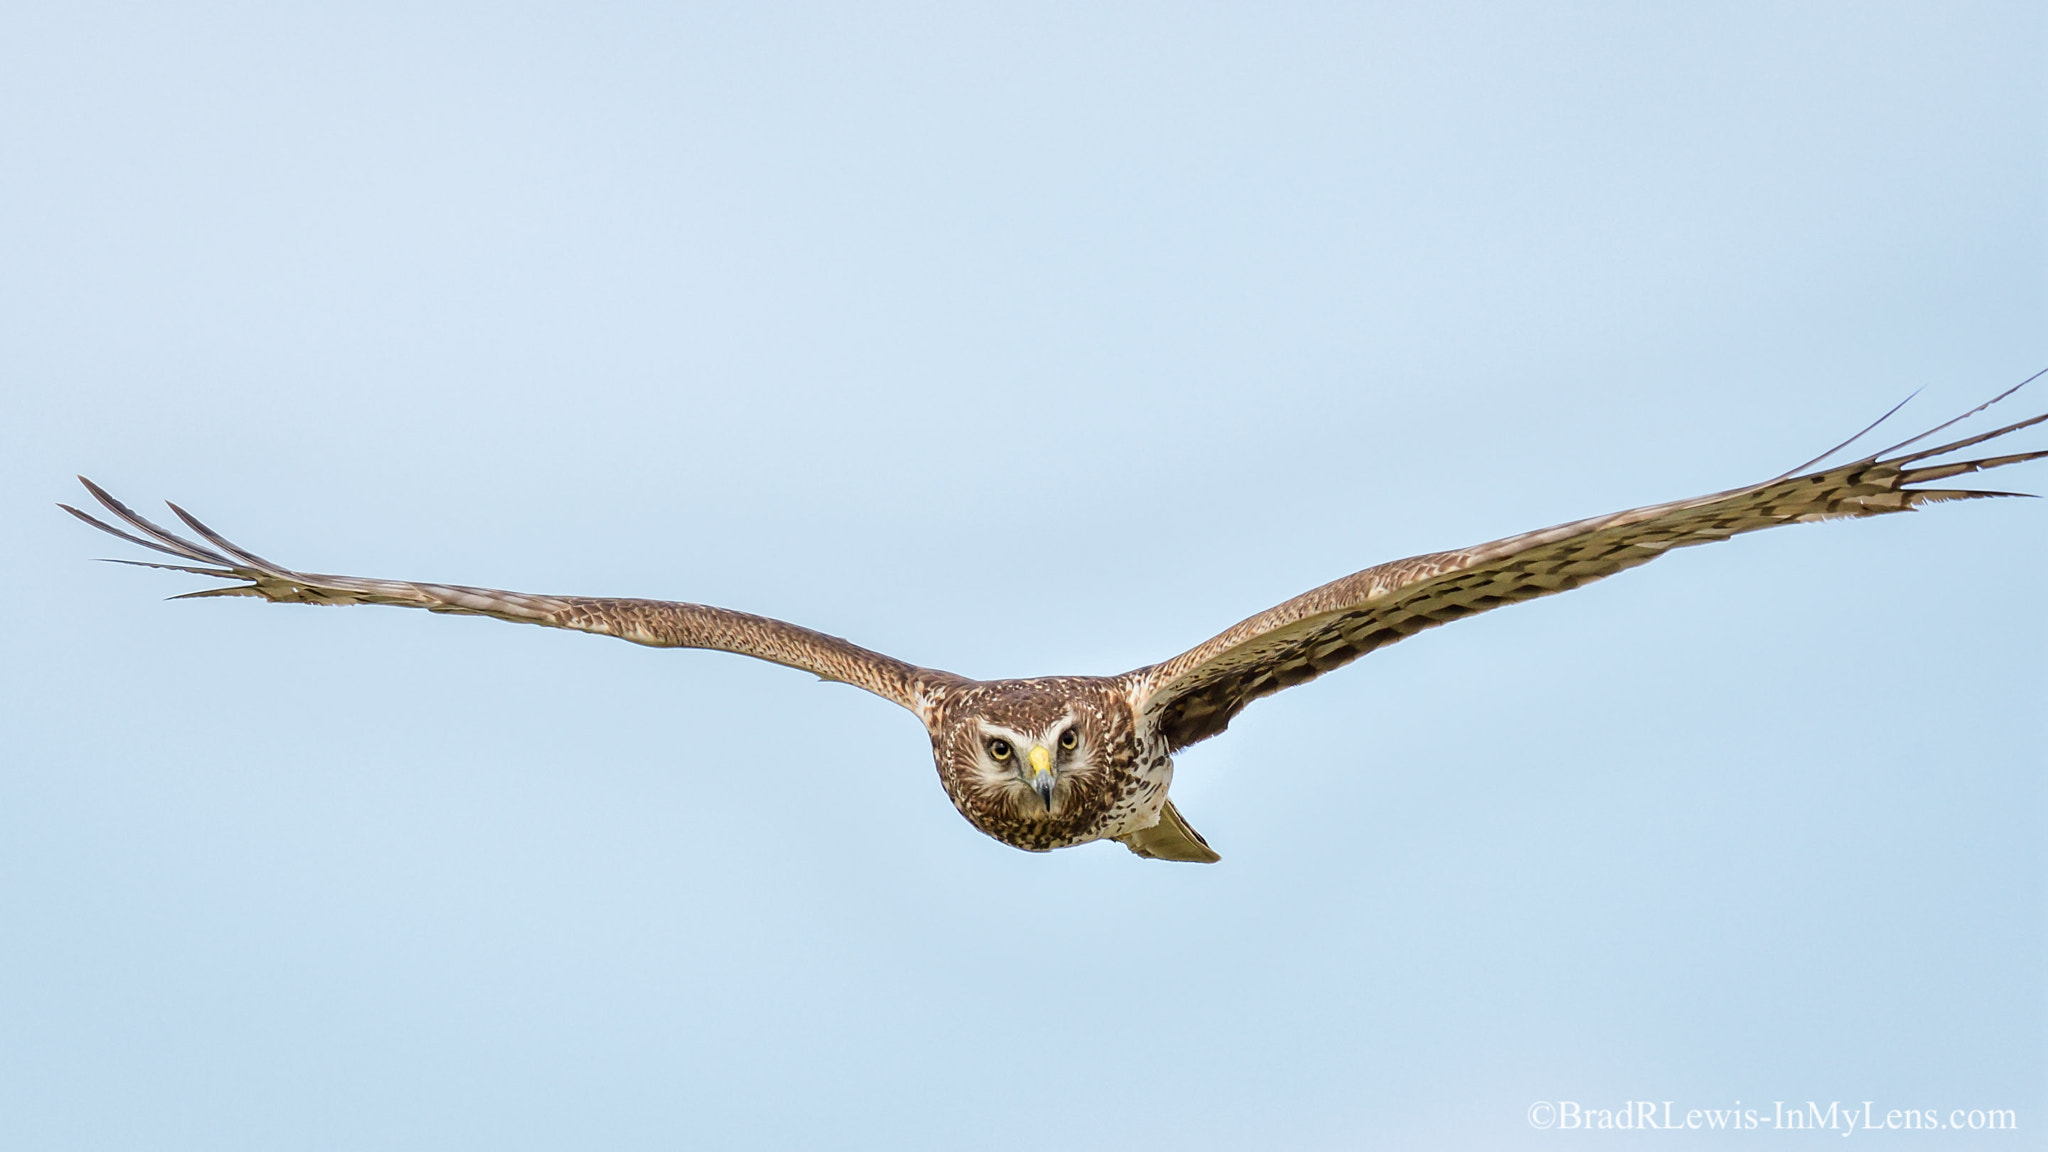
65;383;2047;862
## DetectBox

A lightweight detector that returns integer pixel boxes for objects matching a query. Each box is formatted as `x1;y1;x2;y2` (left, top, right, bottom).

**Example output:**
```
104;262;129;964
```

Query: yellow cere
1028;746;1052;775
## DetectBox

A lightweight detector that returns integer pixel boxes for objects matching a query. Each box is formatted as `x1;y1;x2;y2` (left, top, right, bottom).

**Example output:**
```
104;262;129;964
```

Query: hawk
64;384;2047;863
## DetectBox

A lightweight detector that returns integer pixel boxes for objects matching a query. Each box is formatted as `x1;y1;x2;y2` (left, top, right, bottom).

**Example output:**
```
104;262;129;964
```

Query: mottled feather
1122;404;2047;750
62;477;951;718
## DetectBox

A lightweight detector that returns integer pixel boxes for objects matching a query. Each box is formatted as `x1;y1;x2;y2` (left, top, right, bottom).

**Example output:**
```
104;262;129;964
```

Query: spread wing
1124;391;2048;751
61;478;954;721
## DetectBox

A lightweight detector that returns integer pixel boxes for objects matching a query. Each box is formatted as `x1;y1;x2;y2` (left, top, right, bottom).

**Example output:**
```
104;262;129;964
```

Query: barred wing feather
60;478;945;718
1126;403;2047;751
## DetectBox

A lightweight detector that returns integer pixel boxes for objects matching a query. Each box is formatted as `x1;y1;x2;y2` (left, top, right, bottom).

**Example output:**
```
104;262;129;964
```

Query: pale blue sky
2;3;2042;1148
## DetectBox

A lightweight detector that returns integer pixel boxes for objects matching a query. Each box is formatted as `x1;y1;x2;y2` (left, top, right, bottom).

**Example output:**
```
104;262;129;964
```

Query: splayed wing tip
1871;365;2048;460
1893;420;2048;472
60;501;201;562
69;479;234;567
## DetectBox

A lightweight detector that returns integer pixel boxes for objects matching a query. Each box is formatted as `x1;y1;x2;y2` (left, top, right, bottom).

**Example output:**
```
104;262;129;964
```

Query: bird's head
927;678;1134;843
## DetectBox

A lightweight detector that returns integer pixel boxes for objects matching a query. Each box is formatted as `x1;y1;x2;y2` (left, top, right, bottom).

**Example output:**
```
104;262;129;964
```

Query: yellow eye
988;738;1012;761
1058;728;1079;751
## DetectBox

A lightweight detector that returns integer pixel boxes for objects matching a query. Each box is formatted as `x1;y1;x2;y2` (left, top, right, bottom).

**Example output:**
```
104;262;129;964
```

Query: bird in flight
65;382;2046;862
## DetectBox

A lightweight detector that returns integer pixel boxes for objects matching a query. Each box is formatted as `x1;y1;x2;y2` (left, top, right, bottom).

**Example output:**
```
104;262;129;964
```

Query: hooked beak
1028;745;1055;811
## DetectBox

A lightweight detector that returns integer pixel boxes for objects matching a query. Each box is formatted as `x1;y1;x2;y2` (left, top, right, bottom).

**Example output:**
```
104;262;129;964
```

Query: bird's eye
987;738;1012;761
1058;728;1079;751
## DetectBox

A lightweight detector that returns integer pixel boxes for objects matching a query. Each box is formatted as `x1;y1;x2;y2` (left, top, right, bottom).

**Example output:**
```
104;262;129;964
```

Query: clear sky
2;3;2042;1148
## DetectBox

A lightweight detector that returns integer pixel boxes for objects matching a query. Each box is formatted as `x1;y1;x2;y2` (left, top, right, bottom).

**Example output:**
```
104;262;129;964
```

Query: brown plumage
63;383;2048;863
